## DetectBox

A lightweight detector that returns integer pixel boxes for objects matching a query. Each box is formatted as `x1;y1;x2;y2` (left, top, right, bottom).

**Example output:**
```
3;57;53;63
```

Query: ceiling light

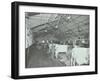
67;16;71;19
55;26;58;28
42;40;45;43
44;30;47;32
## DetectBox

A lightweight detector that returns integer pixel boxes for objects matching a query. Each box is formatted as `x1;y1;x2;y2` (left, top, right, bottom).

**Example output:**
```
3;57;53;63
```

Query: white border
19;5;95;76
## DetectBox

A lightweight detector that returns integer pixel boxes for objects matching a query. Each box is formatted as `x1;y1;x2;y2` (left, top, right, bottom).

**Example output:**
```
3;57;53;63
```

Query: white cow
72;46;89;66
55;44;68;58
48;43;55;54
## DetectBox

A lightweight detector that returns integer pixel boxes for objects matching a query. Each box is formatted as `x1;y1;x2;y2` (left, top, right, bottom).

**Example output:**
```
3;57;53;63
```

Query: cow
48;43;69;59
71;45;89;66
54;44;68;58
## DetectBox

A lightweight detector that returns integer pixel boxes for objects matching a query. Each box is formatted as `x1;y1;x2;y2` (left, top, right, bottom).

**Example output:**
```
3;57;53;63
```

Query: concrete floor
25;44;65;68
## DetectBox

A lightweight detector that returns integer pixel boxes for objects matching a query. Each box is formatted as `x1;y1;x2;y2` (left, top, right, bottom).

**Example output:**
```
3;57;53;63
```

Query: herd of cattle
48;43;89;66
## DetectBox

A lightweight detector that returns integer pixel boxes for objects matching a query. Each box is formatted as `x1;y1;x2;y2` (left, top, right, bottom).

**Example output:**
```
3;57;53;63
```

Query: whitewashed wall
25;18;34;48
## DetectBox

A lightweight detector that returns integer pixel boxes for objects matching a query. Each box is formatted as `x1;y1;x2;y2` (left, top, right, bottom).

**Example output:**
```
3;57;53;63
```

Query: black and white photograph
25;12;90;68
11;1;97;79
